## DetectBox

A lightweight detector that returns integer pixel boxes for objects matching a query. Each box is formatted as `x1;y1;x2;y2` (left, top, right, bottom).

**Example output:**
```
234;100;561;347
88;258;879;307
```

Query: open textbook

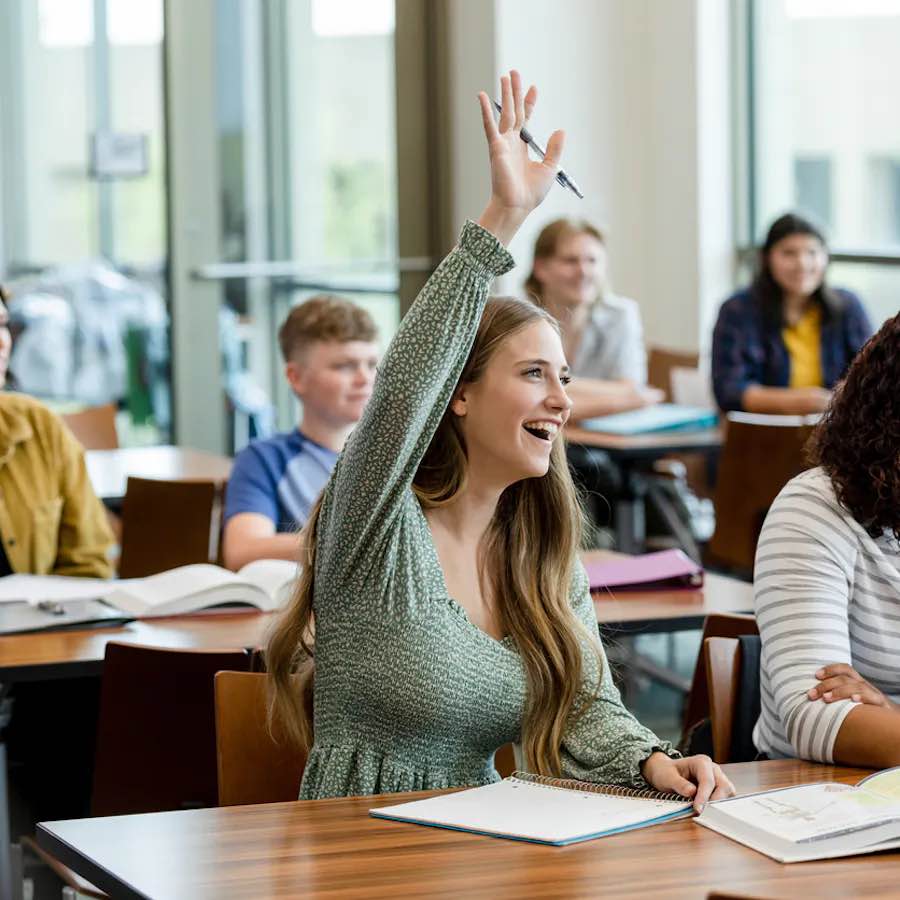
370;771;693;845
0;559;298;619
696;766;900;863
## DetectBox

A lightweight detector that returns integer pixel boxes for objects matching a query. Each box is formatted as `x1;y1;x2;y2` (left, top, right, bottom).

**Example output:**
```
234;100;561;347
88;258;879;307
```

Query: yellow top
0;392;113;576
782;305;824;388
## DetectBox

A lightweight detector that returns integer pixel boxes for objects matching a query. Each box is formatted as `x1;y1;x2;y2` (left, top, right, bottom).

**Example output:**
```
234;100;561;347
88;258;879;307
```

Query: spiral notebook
370;771;693;845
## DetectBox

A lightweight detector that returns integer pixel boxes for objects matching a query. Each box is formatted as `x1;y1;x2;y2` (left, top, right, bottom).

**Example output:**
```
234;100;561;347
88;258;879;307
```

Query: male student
223;295;378;570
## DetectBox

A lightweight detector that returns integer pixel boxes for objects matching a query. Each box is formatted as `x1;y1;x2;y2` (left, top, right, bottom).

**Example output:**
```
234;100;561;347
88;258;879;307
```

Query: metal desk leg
615;463;646;554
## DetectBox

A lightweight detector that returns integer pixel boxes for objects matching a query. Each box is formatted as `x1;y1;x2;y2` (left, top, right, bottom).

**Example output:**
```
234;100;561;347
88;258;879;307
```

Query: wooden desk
566;424;723;459
566;425;722;554
0;560;750;682
584;550;752;635
37;759;897;900
0;612;271;682
85;445;233;502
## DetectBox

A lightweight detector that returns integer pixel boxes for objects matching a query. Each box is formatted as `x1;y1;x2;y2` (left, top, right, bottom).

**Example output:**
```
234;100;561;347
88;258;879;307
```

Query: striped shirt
753;467;900;762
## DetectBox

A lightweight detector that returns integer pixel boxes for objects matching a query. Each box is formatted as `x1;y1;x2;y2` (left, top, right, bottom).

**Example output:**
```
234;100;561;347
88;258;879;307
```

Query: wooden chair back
707;415;815;574
91;642;252;817
704;637;743;763
214;671;307;806
682;613;759;747
647;346;700;401
117;476;221;577
61;403;119;450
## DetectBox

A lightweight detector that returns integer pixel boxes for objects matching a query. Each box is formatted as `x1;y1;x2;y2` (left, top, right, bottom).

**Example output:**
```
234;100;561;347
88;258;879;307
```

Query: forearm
832;705;900;769
567;379;646;420
741;385;830;415
223;531;301;571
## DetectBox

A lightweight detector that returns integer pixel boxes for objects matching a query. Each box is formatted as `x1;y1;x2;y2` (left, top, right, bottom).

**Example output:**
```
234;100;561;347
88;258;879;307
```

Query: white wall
443;0;735;357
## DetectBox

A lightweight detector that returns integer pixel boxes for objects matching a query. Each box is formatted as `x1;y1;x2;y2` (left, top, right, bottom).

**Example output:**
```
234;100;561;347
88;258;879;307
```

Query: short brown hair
524;218;606;300
808;312;900;540
277;294;377;362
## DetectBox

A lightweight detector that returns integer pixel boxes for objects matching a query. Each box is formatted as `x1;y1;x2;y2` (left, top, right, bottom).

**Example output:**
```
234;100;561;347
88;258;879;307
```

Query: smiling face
766;232;828;299
533;231;606;310
450;320;573;486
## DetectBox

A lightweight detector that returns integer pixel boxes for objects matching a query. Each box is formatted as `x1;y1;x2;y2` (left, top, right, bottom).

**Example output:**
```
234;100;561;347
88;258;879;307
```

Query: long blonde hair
266;296;600;776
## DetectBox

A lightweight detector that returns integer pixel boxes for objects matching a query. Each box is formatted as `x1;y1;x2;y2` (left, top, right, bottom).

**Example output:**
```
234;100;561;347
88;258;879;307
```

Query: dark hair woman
711;213;873;413
753;313;900;769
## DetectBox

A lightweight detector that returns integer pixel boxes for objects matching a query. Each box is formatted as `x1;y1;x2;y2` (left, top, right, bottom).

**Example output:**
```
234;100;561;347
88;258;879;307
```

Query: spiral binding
509;770;685;804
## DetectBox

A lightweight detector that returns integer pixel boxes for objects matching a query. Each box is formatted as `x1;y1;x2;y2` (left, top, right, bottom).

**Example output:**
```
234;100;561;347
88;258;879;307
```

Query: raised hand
476;70;565;246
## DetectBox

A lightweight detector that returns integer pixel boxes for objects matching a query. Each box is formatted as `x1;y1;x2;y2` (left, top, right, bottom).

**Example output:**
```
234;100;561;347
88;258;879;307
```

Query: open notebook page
371;777;691;845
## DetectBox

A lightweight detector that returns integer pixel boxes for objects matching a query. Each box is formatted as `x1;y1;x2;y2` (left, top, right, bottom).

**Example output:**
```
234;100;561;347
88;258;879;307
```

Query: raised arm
317;71;565;577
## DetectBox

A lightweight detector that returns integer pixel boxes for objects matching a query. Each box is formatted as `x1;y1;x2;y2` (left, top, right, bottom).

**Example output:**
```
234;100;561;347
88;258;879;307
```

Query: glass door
172;0;404;453
0;0;171;444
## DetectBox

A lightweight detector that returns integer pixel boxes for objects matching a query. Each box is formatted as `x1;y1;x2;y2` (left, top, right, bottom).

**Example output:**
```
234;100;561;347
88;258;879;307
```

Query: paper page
372;778;690;844
237;559;299;605
0;574;113;605
709;783;900;844
856;766;900;801
112;564;242;608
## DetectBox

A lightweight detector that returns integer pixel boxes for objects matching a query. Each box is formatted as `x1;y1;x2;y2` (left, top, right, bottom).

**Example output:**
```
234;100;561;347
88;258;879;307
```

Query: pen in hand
491;99;584;199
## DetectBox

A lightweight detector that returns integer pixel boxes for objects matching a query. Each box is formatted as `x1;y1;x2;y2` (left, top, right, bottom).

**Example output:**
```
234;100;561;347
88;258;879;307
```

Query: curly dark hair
809;312;900;540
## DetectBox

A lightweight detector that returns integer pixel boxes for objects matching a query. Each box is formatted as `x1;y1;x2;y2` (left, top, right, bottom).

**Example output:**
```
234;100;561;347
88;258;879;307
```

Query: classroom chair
214;670;307;806
704;633;762;764
647;346;700;401
117;476;222;578
681;613;759;759
23;642;252;897
61;402;119;450
706;414;816;575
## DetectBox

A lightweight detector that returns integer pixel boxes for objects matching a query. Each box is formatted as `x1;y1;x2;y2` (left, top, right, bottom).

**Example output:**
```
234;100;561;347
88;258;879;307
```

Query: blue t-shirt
224;430;338;532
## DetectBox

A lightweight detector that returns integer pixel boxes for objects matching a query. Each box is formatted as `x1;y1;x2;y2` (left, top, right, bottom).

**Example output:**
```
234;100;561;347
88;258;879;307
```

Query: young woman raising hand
267;70;733;809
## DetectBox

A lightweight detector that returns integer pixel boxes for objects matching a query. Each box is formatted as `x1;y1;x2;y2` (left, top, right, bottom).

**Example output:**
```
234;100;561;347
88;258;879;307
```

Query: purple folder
585;549;703;592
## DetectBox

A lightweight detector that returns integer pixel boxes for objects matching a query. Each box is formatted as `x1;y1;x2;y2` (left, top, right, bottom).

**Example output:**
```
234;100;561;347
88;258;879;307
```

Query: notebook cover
578;404;718;435
0;599;134;635
585;549;703;591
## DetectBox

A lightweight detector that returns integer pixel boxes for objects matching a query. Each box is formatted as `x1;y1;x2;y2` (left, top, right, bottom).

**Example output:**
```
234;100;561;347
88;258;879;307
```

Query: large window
0;0;170;443
747;0;900;324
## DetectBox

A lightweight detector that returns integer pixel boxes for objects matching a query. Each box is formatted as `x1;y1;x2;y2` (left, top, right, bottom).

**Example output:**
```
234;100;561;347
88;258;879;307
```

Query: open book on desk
370;771;692;846
103;559;298;617
0;559;298;622
696;766;900;862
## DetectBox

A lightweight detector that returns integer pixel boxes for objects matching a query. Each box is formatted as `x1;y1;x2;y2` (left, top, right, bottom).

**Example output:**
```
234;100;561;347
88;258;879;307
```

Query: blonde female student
267;71;733;809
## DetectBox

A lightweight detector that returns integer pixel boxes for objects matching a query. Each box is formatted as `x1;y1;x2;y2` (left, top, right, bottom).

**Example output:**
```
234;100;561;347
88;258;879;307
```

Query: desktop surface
37;760;894;900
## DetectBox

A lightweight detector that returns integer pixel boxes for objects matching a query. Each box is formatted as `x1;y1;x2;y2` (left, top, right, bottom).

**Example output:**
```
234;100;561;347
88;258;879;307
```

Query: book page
0;574;113;605
709;783;900;844
856;766;900;801
237;559;299;605
372;778;690;844
111;564;243;609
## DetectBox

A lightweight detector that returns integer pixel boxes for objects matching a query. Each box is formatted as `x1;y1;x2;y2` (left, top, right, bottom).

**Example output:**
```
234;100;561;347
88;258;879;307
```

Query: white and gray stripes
752;467;900;763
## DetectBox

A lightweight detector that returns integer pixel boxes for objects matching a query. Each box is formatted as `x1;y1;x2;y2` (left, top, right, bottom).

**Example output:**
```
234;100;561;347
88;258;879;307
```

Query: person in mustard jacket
0;286;113;578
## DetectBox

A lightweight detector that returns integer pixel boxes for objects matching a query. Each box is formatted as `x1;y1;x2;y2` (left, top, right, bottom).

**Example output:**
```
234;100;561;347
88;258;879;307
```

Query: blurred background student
0;285;112;578
526;218;663;419
712;213;873;415
222;295;378;570
525;220;664;540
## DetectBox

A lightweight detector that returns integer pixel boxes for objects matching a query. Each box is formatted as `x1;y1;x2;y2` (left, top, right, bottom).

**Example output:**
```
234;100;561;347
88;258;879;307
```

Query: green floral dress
300;221;676;800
